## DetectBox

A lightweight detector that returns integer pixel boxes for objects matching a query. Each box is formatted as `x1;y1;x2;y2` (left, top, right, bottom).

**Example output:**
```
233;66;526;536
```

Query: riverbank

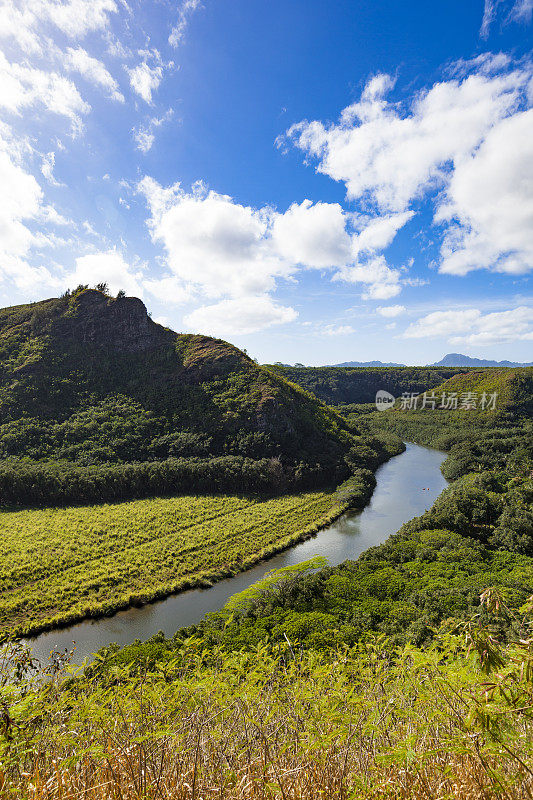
1;445;402;642
24;443;446;666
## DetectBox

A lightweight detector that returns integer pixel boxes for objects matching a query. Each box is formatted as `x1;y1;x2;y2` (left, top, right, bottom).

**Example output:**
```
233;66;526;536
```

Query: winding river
25;443;447;666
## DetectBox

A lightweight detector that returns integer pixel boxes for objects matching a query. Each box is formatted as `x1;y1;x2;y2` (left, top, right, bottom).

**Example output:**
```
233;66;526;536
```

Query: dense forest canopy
267;364;472;404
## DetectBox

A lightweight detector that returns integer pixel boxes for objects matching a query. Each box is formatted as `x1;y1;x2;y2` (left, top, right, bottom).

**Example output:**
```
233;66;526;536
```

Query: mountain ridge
431;353;533;368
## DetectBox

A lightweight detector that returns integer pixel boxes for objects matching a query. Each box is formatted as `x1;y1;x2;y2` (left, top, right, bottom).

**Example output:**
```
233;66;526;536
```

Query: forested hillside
0;287;381;503
268;364;470;404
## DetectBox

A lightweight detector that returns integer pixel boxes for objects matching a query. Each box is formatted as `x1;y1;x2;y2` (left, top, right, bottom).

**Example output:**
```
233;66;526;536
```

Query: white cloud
351;211;413;256
169;0;202;47
134;128;155;153
377;304;406;317
0;51;90;132
0;0;118;54
322;324;355;336
287;67;526;213
184;296;297;337
284;58;533;281
271;200;352;268
335;256;402;300
512;0;533;22
0;130;60;291
437;109;533;275
481;0;532;37
139;176;396;331
133;109;174;153
66;251;145;297
480;0;501;38
127;61;163;104
40;151;62;185
404;306;533;345
144;274;192;305
139;176;412;313
65;46;124;102
46;0;117;38
404;309;482;338
138;177;289;299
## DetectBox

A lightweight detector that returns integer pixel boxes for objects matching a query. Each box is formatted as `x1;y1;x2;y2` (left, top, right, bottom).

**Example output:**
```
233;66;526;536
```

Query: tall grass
1;605;532;799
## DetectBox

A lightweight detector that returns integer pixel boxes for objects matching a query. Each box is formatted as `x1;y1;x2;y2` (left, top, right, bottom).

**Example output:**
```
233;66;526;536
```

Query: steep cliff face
61;291;164;352
0;289;353;470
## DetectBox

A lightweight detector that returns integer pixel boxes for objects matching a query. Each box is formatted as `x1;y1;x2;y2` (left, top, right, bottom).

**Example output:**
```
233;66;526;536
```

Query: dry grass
1;638;532;800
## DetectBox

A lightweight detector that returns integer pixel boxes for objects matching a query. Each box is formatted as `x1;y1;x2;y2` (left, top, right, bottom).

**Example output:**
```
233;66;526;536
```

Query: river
24;442;447;665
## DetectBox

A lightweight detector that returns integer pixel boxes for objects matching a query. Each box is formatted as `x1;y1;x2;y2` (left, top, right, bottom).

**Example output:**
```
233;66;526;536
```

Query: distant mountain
327;360;406;368
432;353;533;368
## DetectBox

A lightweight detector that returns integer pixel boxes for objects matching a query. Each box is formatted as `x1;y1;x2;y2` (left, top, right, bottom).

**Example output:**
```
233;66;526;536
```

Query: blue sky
0;0;532;365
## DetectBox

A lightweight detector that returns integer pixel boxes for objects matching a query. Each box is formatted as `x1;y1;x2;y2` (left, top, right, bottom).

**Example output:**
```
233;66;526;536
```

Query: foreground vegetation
2;595;533;799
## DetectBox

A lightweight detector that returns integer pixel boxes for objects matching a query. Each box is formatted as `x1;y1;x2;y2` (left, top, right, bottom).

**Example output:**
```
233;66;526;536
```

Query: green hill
430;367;533;415
0;288;367;504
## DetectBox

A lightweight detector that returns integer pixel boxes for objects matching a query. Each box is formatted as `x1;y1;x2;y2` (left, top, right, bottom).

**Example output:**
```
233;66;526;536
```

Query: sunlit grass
0;490;340;637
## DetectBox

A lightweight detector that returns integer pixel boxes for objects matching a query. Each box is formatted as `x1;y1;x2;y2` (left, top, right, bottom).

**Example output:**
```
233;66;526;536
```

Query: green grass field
0;491;340;637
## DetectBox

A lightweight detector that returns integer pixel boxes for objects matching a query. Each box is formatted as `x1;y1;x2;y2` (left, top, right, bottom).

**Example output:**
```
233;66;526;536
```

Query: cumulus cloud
404;306;533;345
271;200;352;268
377;304;406;317
436;109;533;275
0;130;60;291
139;176;410;334
184;296;297;337
65;46;124;102
285;68;525;212
138;176;409;322
138;177;289;299
335;256;402;300
284;57;533;279
143;274;192;305
351;211;414;257
66;250;145;297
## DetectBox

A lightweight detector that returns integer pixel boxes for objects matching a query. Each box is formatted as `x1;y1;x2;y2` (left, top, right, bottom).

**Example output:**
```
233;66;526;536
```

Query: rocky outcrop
62;290;168;353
